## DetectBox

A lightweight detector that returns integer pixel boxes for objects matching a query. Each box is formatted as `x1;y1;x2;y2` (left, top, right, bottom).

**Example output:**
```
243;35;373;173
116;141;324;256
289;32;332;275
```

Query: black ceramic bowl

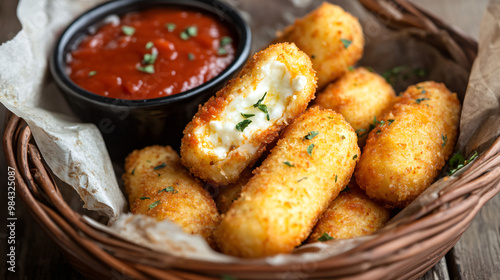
50;0;251;159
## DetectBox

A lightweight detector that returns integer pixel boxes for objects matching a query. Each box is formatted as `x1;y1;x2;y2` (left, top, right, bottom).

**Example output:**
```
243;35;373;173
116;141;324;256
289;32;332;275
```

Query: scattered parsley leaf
254;92;267;107
153;163;166;170
311;55;316;59
188;53;195;61
166;23;176;32
335;175;338;183
236;119;252;132
186;26;198;37
318;233;334;242
131;168;135;175
221;275;236;280
220;36;232;46
347;66;354;71
307;144;314;156
341;135;346;140
145;41;154;49
415;97;430;104
376;130;382;134
388;119;395;125
88;71;97;77
448;151;478;175
142;53;157;65
122;25;135;36
284;161;295;167
180;31;190;40
297;177;308;182
304;131;319;140
366;66;375;73
442;135;448;147
341;185;351;193
137;65;155;74
241;113;255;118
218;47;228;55
149;200;161;210
340;39;352;49
158;186;178;194
257;104;270;120
139;197;150;200
414;68;428;78
353;154;358;160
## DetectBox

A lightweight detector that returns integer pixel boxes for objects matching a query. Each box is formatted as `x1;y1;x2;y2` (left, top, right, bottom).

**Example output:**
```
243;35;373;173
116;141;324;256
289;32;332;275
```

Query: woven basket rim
4;0;499;279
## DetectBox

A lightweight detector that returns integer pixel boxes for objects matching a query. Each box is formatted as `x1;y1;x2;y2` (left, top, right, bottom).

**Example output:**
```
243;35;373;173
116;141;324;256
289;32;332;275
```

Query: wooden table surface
1;0;498;279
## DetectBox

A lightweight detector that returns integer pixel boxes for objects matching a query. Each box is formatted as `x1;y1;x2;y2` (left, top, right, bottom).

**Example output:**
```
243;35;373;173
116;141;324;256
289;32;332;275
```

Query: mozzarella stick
306;181;391;243
313;67;396;147
215;168;253;214
274;2;364;89
123;146;220;246
214;108;360;258
355;81;461;208
181;43;317;186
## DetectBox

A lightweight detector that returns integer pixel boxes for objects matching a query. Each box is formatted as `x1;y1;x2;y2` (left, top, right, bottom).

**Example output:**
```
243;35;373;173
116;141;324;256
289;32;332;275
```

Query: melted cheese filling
196;59;307;159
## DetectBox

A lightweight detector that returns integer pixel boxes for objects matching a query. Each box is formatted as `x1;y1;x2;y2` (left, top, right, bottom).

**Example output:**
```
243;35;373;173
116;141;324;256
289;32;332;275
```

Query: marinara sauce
67;8;236;100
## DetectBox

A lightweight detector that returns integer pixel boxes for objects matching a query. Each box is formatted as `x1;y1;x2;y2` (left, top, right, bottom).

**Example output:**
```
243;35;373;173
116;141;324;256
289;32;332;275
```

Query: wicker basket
3;0;499;279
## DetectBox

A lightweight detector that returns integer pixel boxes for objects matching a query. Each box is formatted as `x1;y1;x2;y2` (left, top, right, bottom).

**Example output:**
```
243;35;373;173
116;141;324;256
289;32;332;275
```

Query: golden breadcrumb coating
313;67;396;147
214;108;360;258
306;181;391;243
274;2;364;89
355;81;461;208
181;43;317;186
215;168;253;214
123;145;220;246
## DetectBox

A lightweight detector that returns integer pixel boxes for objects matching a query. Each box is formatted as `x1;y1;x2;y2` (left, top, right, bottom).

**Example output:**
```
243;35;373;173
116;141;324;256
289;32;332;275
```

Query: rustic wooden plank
420;257;450;280
446;196;500;280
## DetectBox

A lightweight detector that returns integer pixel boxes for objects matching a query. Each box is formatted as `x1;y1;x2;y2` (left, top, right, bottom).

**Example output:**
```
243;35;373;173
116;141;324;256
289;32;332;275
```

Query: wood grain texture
0;0;498;279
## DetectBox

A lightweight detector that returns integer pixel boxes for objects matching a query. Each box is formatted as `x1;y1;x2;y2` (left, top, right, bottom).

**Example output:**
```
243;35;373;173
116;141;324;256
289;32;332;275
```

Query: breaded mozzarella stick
181;43;317;186
214;108;360;258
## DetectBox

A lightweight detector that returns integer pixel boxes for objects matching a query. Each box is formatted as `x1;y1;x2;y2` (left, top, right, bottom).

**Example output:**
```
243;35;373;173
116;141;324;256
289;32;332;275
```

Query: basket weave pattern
3;1;499;279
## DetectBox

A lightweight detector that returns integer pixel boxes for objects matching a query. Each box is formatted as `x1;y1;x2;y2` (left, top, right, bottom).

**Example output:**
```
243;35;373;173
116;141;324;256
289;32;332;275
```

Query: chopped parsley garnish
311;55;316;59
131;168;135;175
341;185;351;193
388;119;395;125
166;23;176;32
307;144;315;156
415;97;430;104
240;113;255;118
356;116;385;138
348;66;354;71
335;175;338;183
257;104;270;120
382;66;429;86
122;26;135;36
188;53;195;61
139;197;150;200
220;36;232;47
353;154;358;160
442;135;448;147
153;163;166;170
158;186;178;194
340;38;352;49
318;233;334;242
304;131;319;140
297;177;308;182
137;65;155;74
149;200;161;210
236;119;252;132
341;135;346;140
448;151;478;175
414;68;428;77
366;66;375;73
145;41;154;49
254;92;267;107
218;47;228;55
221;275;236;280
284;161;295;167
186;26;198;37
421;90;427;94
88;71;97;77
180;32;189;40
142;53;157;65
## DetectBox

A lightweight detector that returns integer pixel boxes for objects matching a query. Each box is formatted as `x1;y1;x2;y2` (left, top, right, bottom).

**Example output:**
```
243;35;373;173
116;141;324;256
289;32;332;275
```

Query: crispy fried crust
355;81;461;208
274;2;364;89
181;43;317;186
215;168;253;214
306;181;391;243
213;108;360;258
123;146;220;246
313;67;396;147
